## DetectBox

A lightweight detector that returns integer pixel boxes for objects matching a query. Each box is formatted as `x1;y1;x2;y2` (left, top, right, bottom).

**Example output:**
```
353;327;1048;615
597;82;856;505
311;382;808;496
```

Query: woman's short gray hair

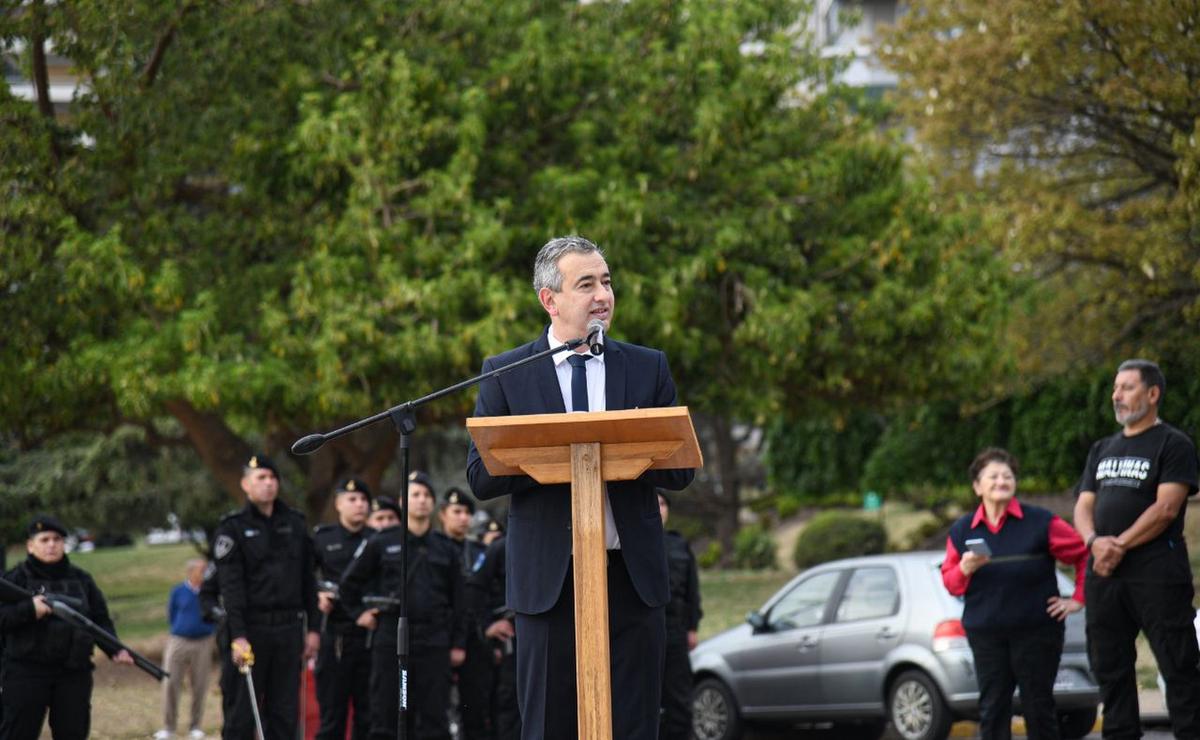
532;236;603;293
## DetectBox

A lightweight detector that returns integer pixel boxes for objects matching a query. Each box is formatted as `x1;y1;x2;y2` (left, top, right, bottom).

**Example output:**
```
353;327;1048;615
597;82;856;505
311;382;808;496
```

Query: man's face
368;509;400;530
538;251;614;341
658;495;670;526
335;491;370;528
439;504;472;540
27;531;65;564
1113;369;1157;426
241;468;279;506
187;561;207;586
408;483;435;521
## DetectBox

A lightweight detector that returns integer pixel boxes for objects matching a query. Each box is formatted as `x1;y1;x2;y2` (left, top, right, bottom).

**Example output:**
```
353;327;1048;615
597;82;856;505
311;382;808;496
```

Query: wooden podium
467;406;703;739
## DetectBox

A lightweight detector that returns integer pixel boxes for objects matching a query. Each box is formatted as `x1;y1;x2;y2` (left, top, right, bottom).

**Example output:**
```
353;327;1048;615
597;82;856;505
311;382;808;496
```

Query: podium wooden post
467;407;702;740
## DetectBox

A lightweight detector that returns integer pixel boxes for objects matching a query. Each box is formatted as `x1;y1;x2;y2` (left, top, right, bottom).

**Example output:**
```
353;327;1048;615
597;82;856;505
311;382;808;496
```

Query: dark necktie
567;354;590;412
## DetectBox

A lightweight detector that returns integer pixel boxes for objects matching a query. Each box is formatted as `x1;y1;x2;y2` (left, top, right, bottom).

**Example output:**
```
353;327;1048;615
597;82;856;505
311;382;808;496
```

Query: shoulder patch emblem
214;534;235;560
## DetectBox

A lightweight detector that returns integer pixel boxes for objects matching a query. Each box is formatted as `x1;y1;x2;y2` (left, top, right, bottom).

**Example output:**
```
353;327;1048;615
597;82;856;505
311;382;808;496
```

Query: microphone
586;318;605;356
292;433;327;455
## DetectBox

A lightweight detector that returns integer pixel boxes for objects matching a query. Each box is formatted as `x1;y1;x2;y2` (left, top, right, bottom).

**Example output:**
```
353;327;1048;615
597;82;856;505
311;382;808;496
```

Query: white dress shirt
548;326;620;549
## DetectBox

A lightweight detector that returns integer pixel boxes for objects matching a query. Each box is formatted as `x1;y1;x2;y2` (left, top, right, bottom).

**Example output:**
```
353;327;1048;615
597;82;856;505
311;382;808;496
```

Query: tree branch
141;2;197;90
29;0;55;120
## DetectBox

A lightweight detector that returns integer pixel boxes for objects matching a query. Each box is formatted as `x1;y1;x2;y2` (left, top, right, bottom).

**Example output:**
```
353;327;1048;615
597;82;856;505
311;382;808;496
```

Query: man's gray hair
185;558;207;573
532;236;603;293
1117;358;1166;401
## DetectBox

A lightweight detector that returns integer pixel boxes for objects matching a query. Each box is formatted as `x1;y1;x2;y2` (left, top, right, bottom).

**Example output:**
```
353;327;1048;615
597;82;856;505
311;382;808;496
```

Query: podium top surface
467;407;702;476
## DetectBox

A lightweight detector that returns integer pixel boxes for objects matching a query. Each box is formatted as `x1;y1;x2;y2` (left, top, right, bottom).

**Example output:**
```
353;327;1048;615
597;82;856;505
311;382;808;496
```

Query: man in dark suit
466;236;695;740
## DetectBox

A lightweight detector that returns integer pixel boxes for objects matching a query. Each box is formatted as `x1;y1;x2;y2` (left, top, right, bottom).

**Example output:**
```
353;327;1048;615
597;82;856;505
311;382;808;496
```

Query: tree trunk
703;414;742;565
164;399;252;503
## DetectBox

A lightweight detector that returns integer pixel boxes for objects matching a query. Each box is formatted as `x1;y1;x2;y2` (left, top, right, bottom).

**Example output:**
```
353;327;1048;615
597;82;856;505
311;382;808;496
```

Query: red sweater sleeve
940;535;970;596
1048;515;1088;604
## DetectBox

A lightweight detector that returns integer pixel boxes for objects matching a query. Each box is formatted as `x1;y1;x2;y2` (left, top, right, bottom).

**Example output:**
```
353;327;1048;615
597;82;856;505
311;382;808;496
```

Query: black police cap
28;514;69;539
408;470;435;498
442;486;476;513
335;477;373;501
370;496;402;518
244;453;280;477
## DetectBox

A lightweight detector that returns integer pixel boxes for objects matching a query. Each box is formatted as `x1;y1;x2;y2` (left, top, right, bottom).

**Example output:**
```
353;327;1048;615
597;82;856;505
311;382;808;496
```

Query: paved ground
744;689;1174;739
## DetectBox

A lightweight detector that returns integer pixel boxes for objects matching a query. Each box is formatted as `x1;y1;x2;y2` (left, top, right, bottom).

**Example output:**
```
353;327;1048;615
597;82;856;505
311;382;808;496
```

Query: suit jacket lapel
532;330;567;414
605;341;626;411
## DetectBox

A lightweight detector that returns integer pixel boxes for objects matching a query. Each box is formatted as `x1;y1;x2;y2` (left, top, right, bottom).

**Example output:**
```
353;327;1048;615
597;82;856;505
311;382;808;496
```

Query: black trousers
515;551;666;740
368;623;451;740
224;622;303;740
967;621;1063;740
0;662;92;740
660;627;693;740
456;633;493;739
315;628;371;740
215;625;238;737
1086;575;1200;739
490;643;521;740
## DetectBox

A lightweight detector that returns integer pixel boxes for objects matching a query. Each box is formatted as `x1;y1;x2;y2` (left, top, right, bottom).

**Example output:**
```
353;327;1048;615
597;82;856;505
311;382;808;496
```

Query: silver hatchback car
689;551;1099;740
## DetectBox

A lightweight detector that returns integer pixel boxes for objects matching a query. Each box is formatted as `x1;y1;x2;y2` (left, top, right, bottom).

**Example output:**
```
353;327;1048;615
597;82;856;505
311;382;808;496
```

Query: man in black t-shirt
1074;359;1200;739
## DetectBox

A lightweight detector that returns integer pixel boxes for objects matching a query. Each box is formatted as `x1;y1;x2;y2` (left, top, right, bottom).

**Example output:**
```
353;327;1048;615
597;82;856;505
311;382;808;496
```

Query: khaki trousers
162;634;214;732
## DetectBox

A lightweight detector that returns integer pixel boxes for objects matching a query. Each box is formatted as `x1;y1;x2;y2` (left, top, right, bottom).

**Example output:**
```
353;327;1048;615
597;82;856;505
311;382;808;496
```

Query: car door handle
876;626;898;640
797;635;818;651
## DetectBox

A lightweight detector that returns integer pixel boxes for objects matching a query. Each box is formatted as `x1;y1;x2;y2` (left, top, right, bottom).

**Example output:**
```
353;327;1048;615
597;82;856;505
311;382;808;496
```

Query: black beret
370;496;402;518
487;520;503;534
28;514;69;538
407;470;435;498
335;477;373;500
244;453;280;477
442;486;476;513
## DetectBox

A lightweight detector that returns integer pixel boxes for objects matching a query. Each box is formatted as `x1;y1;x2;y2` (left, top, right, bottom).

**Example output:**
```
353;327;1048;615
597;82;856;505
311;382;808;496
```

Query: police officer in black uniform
437;486;490;739
466;522;521;740
313;477;374;740
213;454;321;740
0;515;136;740
657;491;703;740
340;471;465;740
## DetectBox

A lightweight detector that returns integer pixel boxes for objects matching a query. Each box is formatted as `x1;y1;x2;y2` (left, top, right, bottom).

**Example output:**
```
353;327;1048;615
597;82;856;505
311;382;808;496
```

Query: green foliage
792;511;887;569
884;1;1200;372
732;524;777;571
697;540;724;571
2;0;1012;525
765;412;885;499
0;426;228;544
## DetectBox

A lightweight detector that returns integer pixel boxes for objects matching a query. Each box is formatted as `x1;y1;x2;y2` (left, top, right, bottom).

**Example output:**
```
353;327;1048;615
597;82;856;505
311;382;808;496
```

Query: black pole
390;408;416;740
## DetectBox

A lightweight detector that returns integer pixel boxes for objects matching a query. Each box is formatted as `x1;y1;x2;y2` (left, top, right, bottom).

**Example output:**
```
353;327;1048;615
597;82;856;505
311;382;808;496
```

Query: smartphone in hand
964;538;992;557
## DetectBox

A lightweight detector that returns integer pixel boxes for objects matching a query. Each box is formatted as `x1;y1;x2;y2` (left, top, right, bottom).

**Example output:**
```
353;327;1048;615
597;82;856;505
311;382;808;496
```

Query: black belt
246;609;303;626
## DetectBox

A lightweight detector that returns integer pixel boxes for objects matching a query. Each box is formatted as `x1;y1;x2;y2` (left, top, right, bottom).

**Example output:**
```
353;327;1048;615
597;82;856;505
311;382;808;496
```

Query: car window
767;570;841;631
834;566;899;622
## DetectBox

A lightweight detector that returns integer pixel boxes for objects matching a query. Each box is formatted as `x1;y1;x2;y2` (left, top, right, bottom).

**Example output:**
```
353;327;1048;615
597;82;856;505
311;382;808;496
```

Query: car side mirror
746;610;767;632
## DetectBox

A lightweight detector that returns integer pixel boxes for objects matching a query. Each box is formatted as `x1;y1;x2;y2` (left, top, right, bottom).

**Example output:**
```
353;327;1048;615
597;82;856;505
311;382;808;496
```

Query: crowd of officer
0;452;702;740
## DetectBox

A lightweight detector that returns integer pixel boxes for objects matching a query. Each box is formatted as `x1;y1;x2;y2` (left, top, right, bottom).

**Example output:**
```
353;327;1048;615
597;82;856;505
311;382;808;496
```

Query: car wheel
1058;707;1098;739
887;670;953;740
692;677;743;740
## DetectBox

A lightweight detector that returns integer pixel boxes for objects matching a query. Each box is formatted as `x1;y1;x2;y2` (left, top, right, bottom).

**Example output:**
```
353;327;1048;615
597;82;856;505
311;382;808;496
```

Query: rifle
360;595;401;649
317;580;340;633
0;574;168;682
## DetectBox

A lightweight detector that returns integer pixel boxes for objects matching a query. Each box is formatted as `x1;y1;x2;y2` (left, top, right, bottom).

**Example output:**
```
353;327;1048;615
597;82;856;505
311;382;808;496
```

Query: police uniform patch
214;534;235;560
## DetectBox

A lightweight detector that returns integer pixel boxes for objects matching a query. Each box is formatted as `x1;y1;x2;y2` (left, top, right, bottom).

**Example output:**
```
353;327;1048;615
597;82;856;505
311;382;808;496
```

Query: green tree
883;1;1200;377
4;0;1009;543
